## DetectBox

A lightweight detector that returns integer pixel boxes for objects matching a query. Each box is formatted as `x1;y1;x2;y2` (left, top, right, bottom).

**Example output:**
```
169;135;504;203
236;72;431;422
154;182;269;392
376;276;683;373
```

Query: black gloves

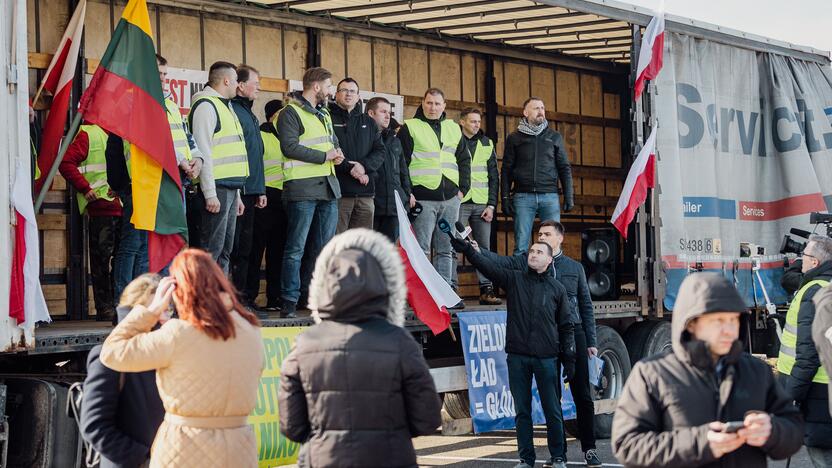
562;199;574;213
502;197;514;217
562;359;576;383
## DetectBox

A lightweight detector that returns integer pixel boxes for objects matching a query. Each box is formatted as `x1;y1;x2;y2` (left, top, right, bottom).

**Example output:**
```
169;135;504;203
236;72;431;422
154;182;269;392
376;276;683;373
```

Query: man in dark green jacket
230;64;266;304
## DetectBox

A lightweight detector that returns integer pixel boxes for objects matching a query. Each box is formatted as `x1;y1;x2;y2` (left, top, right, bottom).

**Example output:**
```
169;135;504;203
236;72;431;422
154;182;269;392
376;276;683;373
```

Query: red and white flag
395;192;457;335
611;128;657;239
35;0;87;193
10;164;51;326
633;11;665;100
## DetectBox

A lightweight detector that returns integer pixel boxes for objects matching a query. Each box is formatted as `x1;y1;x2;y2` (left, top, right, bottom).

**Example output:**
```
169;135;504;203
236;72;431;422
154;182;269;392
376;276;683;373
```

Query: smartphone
721;421;745;433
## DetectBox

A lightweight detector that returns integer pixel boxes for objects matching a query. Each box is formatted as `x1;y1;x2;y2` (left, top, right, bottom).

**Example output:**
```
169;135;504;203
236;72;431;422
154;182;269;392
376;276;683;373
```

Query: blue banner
458;311;575;434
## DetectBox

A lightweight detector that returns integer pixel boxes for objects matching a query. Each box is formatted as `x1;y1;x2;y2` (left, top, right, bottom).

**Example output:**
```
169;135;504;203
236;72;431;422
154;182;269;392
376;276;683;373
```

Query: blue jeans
113;192;148;300
280;199;338;304
507;353;565;465
513;192;560;254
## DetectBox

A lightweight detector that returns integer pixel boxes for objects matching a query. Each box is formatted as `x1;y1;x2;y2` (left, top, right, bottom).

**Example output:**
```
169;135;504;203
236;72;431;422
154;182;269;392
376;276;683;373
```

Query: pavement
411;429;812;467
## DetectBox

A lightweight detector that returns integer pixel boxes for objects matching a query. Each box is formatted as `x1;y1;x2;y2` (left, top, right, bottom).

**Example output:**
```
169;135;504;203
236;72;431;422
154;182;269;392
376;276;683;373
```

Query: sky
620;0;832;54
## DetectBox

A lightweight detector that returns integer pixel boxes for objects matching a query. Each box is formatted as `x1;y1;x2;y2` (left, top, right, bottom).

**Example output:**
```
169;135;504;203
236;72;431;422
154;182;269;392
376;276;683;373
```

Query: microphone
438;218;461;239
455;221;473;240
790;228;811;239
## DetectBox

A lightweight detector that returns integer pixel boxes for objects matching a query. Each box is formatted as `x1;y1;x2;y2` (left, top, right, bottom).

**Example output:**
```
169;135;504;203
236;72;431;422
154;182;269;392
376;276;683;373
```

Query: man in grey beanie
612;273;803;467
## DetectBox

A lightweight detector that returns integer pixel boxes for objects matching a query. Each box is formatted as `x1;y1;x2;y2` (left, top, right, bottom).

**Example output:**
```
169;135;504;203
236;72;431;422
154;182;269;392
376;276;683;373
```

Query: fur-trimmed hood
308;228;406;327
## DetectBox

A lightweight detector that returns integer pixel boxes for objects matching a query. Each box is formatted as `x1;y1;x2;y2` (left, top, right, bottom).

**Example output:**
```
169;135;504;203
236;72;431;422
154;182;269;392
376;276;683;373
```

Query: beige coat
100;304;264;468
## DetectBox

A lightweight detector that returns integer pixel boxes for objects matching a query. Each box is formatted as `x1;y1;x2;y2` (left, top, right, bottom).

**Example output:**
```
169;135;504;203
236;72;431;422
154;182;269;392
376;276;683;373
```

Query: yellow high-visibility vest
777;279;830;384
165;98;192;162
405;118;461;190
189;95;249;180
461;137;493;204
76;124;117;215
281;101;335;182
262;130;285;190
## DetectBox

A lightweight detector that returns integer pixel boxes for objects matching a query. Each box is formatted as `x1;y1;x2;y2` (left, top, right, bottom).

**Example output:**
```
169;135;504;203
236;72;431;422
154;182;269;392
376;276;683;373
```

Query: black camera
780;230;808;255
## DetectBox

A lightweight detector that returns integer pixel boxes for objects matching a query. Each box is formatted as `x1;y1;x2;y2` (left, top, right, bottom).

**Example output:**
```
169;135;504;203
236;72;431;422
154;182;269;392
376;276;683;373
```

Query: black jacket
779;260;832;448
105;134;130;193
612;273;804;468
502;127;573;204
476;249;595;347
279;230;441;468
398;107;471;201
462;130;499;207
80;307;165;468
232;95;265;196
459;244;575;360
276;91;341;201
328;102;385;197
374;119;411;216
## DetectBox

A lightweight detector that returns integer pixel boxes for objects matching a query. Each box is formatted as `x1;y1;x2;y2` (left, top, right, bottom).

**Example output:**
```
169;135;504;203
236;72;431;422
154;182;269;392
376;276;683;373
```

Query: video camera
780;211;832;255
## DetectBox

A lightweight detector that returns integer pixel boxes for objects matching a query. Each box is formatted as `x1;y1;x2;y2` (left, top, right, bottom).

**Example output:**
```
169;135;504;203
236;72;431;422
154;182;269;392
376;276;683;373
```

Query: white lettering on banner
682;201;701;213
467;323;506;353
469;358;497;388
485;386;515;420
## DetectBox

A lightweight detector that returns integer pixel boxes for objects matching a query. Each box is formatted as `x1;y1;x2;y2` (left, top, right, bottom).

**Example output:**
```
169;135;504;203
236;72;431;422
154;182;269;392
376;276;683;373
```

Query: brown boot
479;286;502;305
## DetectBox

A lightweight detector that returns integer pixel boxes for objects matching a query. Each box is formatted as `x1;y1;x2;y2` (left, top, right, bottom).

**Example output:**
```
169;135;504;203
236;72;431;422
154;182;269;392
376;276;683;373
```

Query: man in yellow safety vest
275;67;345;317
59;124;121;322
454;107;501;306
778;235;832;466
188;61;249;274
398;88;471;309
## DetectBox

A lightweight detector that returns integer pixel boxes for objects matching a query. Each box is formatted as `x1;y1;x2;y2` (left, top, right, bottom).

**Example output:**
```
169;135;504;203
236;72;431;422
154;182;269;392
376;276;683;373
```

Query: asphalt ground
281;428;812;467
412;429;813;467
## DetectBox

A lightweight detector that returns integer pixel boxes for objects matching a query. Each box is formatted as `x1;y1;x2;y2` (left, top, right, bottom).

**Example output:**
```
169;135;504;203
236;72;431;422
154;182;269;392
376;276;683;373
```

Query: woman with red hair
100;249;263;468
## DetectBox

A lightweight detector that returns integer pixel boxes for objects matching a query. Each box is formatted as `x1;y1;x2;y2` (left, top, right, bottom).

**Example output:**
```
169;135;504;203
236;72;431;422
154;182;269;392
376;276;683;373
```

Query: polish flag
395;192;457;335
35;0;87;193
10;164;51;326
633;11;665;100
611;129;657;239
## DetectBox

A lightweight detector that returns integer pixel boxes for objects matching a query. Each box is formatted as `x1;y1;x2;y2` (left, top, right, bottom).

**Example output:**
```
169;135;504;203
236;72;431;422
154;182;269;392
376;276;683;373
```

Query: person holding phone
611;273;804;467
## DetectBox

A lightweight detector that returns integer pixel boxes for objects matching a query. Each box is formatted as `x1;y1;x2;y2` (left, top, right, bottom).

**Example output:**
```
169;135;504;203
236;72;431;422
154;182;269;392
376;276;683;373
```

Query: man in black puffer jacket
502;97;574;254
612;273;803;468
366;97;411;241
453;236;575;468
329;78;385;233
279;229;441;468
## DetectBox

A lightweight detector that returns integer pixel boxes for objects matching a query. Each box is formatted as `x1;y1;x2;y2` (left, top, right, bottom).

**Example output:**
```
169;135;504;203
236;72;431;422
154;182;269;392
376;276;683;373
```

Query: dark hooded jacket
812;284;832;418
329;101;385;197
611;273;803;468
779;260;832;448
80;307;165;468
276;91;341;201
279;229;442;468
397;107;471;202
373;118;412;216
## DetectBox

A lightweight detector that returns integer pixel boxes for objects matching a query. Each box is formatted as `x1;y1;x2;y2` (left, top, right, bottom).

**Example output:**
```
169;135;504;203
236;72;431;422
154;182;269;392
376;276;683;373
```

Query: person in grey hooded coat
278;228;442;468
612;273;803;468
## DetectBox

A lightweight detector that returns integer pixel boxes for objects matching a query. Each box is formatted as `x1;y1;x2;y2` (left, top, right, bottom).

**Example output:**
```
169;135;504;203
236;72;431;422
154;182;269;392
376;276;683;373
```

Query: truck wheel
592;325;631;439
442;391;471;419
624;320;672;364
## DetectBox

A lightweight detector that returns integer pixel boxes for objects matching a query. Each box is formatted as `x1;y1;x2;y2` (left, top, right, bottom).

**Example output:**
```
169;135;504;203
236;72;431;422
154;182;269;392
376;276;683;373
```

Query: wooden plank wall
28;0;628;306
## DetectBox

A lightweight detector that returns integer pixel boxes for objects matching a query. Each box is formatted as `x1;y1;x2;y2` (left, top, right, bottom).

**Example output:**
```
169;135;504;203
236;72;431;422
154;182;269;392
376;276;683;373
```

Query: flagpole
34;112;83;212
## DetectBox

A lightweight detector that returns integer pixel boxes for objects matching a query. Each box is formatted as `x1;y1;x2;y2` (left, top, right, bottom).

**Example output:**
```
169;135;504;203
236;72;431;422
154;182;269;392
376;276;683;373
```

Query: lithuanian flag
79;0;186;271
